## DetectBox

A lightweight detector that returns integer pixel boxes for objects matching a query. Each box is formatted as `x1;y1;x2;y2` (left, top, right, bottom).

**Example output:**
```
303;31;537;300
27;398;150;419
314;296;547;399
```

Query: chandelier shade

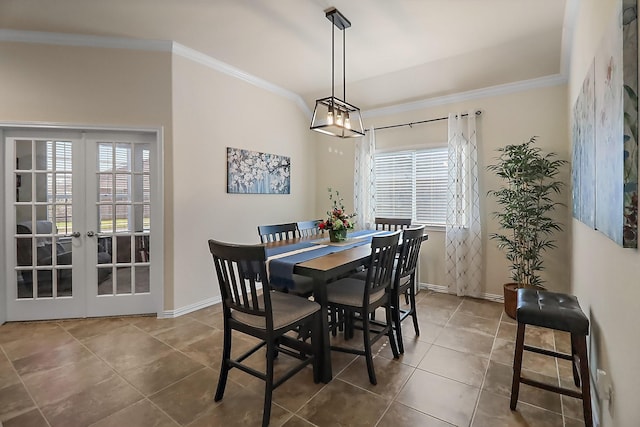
310;7;364;138
311;96;364;138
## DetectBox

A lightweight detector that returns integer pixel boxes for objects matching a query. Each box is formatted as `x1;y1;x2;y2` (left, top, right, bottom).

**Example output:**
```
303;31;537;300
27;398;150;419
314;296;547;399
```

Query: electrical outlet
596;368;612;401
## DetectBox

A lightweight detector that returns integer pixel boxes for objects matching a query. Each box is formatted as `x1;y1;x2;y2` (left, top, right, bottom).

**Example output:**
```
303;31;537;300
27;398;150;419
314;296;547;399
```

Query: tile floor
0;291;587;427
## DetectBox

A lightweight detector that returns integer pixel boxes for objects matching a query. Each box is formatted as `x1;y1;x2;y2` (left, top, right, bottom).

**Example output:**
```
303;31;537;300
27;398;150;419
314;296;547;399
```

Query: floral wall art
226;147;291;194
572;0;638;248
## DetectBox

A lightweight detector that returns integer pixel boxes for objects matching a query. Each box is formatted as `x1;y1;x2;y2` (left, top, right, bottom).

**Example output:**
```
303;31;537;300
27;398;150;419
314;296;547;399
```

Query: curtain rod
366;110;482;132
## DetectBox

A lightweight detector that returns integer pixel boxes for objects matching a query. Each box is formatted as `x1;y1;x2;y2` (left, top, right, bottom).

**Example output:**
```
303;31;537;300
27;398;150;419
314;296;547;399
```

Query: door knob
87;231;95;237
71;231;81;238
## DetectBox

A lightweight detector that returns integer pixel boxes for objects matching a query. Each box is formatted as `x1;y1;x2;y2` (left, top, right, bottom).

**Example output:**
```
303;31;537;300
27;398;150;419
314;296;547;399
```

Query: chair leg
404;288;410;305
362;313;377;385
386;303;400;359
409;284;420;336
393;293;404;354
215;324;232;401
510;322;526;410
571;340;581;388
573;334;593;427
262;340;275;427
311;312;322;384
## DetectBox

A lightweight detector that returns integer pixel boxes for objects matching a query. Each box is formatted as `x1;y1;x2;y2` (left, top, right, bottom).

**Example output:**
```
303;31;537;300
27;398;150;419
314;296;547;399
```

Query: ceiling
0;0;570;111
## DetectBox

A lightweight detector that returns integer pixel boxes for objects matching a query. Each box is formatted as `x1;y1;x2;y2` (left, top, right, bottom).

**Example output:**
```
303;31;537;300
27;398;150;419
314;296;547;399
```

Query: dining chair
257;223;298;243
296;220;323;238
326;232;401;384
374;217;412;231
257;223;314;297
208;239;322;427
374;217;413;305
390;226;425;353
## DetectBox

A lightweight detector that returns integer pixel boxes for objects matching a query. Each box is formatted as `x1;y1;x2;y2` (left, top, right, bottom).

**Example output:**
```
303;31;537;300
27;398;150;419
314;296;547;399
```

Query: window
375;147;448;226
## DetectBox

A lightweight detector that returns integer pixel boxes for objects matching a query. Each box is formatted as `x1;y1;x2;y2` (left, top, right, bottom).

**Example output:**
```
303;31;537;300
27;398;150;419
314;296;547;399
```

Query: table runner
266;229;386;289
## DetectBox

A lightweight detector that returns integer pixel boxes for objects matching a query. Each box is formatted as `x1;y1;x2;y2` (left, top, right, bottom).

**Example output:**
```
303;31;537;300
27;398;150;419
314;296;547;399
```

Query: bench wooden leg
510;322;526;410
573;334;593;427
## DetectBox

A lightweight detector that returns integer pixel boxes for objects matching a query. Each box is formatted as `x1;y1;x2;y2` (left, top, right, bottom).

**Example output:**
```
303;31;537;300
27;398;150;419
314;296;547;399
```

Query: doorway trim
0;122;164;323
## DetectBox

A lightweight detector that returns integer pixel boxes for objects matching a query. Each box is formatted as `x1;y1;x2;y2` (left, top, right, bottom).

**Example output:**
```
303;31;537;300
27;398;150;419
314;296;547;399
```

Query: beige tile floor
0;291;587;427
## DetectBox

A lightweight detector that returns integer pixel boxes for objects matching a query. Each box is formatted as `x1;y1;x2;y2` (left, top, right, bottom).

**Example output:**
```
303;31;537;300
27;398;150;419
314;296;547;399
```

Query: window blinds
375;147;448;226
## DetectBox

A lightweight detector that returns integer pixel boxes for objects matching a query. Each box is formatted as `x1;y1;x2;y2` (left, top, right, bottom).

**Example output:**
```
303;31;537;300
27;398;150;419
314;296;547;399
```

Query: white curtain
445;111;483;296
354;129;376;230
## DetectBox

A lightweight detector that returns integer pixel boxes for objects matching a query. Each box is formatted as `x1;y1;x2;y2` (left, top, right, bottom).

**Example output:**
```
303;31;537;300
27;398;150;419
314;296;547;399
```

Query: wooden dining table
265;231;428;383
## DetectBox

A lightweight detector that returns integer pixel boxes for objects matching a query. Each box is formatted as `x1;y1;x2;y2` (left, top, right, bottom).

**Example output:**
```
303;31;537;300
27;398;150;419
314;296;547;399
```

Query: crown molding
1;30;569;122
0;29;171;51
362;73;568;119
0;29;312;119
171;43;312;118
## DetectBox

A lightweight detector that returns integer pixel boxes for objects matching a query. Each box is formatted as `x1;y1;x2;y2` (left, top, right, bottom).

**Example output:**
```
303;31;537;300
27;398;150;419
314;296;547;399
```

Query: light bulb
336;110;343;126
344;111;351;129
327;109;334;125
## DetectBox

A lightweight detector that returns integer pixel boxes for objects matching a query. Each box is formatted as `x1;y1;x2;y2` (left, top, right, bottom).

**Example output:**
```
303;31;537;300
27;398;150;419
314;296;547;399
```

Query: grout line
57;318;187;426
0;342;53;427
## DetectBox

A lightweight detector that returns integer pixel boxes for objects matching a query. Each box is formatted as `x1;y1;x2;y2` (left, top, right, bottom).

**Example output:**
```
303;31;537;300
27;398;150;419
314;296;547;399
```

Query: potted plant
487;137;568;318
318;188;356;242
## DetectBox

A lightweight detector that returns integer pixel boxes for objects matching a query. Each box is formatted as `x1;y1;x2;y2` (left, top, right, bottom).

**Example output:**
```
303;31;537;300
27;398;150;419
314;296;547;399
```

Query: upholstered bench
510;288;592;427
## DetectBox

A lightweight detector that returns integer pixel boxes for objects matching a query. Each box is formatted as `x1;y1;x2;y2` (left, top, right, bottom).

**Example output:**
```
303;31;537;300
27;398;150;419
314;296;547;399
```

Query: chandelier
310;7;364;138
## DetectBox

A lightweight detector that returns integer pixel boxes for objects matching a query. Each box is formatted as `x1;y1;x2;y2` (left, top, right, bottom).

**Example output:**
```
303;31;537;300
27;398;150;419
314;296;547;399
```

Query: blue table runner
266;229;386;289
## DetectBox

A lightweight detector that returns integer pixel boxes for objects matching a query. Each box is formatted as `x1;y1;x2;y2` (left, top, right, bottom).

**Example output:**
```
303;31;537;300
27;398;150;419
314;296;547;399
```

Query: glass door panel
91;137;152;312
9;135;85;320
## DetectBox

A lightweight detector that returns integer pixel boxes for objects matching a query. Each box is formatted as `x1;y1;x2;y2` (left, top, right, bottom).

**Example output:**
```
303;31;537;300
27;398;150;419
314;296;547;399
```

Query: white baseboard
419;282;503;303
161;295;222;318
163;283;502;318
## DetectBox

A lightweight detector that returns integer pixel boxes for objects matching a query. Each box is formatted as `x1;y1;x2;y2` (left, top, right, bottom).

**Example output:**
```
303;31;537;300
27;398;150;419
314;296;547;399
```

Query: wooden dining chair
257;223;314;297
390;226;425;353
208;239;322;427
257;223;298;243
374;217;412;231
373;217;413;305
326;232;401;384
296;220;323;238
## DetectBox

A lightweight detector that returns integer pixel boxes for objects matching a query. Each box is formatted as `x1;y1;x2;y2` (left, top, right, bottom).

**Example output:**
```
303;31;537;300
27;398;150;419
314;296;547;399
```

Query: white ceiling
0;0;569;111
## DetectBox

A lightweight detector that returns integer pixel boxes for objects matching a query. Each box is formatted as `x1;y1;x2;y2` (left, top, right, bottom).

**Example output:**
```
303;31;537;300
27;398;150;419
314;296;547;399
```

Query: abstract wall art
226;147;291;194
572;0;638;248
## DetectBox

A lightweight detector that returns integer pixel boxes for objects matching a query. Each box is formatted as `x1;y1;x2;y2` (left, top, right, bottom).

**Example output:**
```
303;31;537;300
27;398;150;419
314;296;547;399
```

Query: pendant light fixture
310;7;364;138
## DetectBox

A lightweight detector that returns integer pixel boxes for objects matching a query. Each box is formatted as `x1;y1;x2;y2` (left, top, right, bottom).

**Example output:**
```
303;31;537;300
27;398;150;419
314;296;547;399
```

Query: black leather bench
510;288;592;427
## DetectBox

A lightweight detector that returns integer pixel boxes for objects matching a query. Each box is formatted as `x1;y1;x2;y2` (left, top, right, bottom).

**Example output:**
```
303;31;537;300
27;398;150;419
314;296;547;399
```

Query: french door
5;130;160;321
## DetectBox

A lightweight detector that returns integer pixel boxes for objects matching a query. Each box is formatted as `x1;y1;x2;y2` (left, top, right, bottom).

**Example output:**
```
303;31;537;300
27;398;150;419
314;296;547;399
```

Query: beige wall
315;84;570;297
0;42;318;314
0;42;175;309
569;0;640;425
171;56;317;310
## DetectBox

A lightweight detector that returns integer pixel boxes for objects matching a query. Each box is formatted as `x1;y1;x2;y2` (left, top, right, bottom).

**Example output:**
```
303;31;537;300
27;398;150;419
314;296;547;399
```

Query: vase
329;229;347;242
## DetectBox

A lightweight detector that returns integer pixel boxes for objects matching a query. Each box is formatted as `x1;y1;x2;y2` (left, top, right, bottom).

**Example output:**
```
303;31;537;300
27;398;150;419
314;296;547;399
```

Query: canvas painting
572;0;638;248
594;1;625;246
226;147;291;194
572;62;596;228
622;0;638;247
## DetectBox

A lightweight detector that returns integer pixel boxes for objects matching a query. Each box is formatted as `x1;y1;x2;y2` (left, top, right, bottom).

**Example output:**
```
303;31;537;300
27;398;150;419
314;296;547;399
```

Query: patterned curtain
445;111;483;296
354;130;376;230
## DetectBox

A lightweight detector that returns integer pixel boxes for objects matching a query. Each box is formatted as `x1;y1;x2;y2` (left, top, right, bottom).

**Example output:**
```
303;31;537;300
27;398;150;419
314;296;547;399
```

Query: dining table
264;229;428;383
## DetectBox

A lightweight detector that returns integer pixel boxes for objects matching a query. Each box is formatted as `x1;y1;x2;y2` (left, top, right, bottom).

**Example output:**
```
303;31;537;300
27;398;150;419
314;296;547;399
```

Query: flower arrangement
319;188;356;241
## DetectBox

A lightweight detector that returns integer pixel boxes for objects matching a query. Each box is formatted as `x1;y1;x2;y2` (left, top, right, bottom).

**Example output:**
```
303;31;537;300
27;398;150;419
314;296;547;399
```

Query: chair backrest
374;217;412;231
208;239;275;329
296;220;323;238
361;231;401;305
257;223;298;243
395;226;425;289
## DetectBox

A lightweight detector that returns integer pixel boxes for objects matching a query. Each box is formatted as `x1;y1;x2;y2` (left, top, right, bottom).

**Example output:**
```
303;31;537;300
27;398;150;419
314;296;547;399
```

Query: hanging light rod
325;7;351;29
366;110;482;132
310;7;365;138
